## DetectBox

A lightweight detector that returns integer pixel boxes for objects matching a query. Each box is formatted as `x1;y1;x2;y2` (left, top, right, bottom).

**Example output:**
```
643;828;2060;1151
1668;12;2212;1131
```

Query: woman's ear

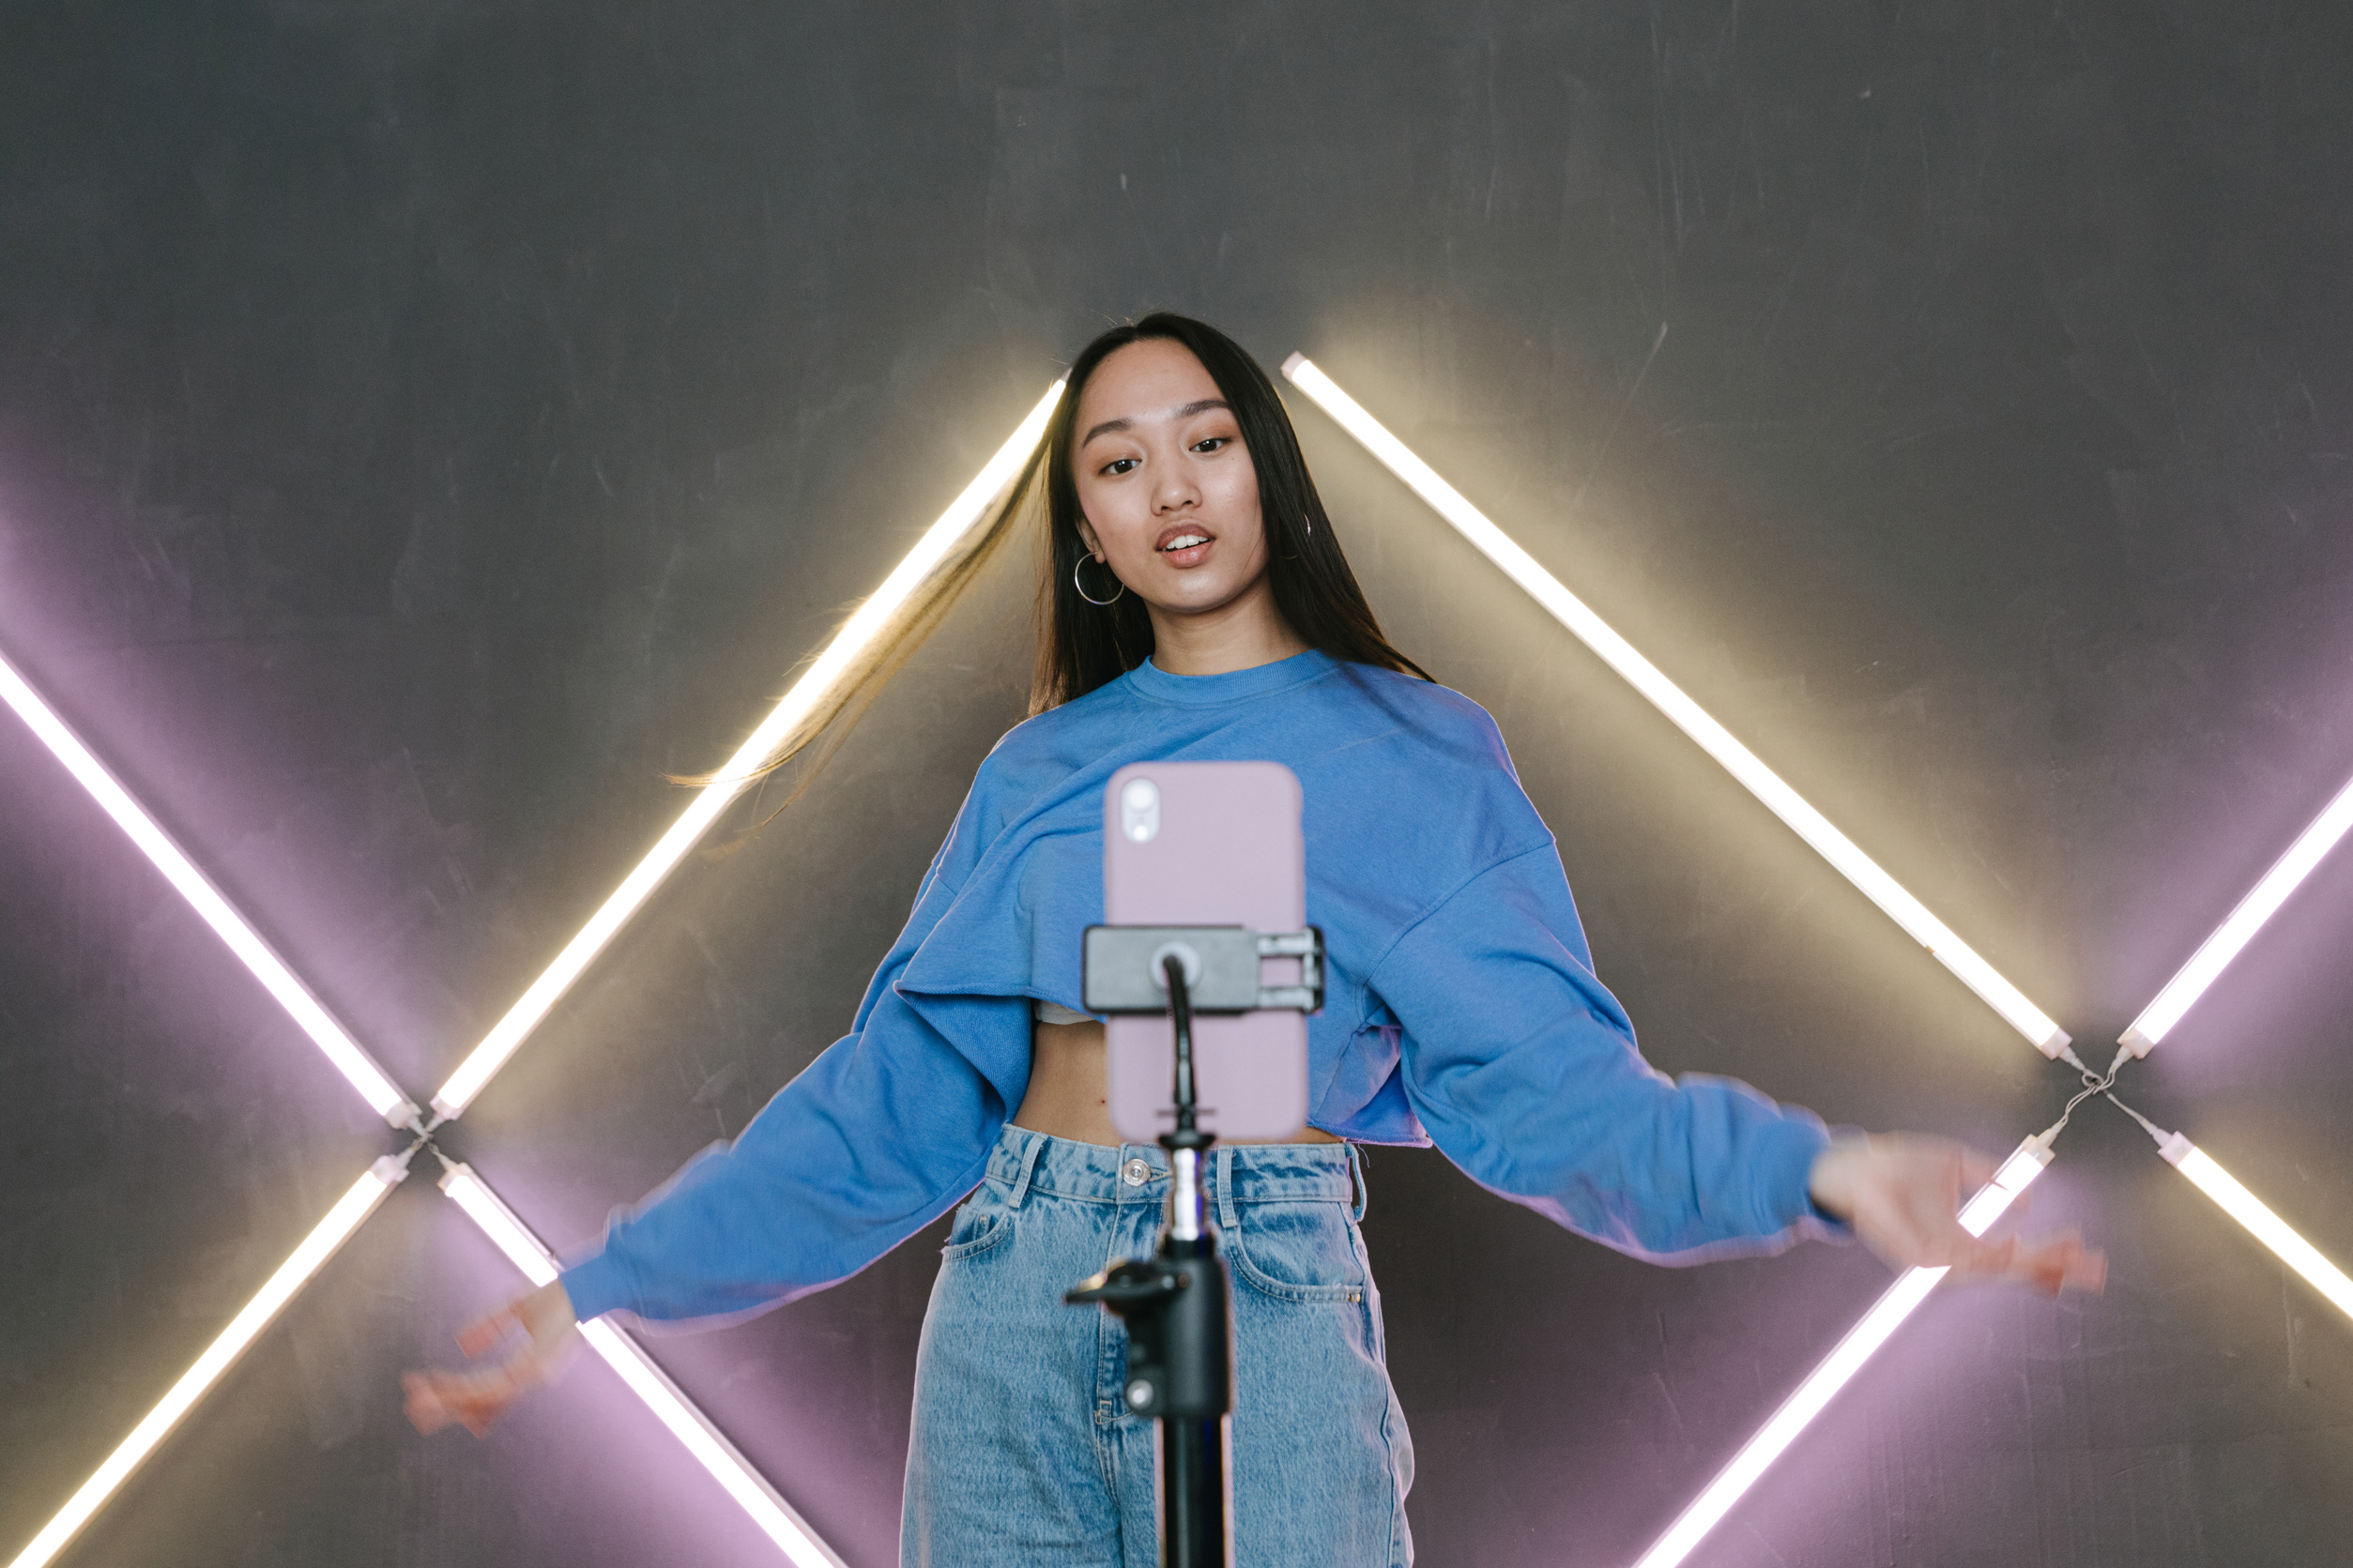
1075;517;1105;560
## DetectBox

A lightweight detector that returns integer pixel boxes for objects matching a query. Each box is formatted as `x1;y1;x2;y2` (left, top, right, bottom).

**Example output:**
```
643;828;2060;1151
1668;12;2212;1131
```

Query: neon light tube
1280;356;2070;1058
435;1164;845;1568
1627;1142;2051;1568
2119;771;2353;1057
430;381;1065;1119
5;1161;405;1568
0;648;418;1124
2156;1134;2353;1322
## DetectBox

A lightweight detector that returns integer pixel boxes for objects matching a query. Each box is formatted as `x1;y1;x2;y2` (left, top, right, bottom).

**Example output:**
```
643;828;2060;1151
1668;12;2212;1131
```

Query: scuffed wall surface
2;4;2348;1564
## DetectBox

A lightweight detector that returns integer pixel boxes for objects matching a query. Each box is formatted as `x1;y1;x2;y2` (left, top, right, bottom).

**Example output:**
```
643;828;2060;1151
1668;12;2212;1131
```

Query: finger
1959;1148;1998;1192
436;1366;522;1439
402;1371;451;1436
405;1368;513;1438
1933;1231;2018;1281
456;1302;522;1360
2069;1246;2108;1295
2012;1233;2105;1296
455;1387;507;1439
1924;1204;2013;1269
1964;1233;2020;1279
2019;1235;2075;1296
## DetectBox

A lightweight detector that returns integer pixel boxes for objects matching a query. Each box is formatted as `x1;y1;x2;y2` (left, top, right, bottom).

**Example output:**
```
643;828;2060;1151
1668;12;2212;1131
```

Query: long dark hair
705;315;1426;803
1031;313;1429;711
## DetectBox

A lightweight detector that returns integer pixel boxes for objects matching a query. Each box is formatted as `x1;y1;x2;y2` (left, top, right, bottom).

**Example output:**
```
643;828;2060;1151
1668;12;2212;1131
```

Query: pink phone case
1103;760;1309;1144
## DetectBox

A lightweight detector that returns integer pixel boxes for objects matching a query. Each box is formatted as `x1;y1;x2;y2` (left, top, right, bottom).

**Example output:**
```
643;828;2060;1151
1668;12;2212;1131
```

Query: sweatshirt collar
1123;647;1337;708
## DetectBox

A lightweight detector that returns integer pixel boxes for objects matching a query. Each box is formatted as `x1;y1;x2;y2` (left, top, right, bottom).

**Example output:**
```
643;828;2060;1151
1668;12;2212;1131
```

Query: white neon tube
1280;357;2070;1058
430;381;1065;1119
0;649;417;1124
5;1161;404;1568
2119;771;2353;1056
435;1163;845;1567
2155;1134;2353;1322
1627;1142;2051;1568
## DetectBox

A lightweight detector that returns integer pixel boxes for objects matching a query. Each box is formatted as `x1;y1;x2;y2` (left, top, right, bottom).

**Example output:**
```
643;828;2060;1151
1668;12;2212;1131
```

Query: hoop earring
1073;553;1126;606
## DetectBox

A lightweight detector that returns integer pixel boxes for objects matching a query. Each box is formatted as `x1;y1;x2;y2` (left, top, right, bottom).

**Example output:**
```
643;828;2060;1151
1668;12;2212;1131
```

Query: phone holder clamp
1080;923;1324;1016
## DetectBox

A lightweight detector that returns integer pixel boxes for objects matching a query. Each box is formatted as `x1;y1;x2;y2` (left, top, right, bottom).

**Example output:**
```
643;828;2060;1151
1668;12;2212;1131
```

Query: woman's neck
1145;578;1309;677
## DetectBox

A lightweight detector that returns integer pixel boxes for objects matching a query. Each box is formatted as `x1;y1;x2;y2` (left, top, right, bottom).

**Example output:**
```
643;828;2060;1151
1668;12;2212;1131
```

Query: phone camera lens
1120;777;1160;843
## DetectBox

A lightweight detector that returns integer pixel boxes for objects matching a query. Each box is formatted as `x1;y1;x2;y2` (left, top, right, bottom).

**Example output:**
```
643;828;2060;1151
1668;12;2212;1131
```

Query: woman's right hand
404;1279;581;1437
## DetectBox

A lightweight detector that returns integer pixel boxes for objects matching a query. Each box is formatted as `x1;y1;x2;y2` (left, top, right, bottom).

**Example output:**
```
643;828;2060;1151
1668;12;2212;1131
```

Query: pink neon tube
1628;1142;2052;1568
0;647;415;1124
436;1163;846;1567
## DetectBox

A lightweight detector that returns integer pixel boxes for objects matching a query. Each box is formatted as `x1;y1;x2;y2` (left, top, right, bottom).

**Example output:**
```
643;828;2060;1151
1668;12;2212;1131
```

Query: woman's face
1070;339;1269;618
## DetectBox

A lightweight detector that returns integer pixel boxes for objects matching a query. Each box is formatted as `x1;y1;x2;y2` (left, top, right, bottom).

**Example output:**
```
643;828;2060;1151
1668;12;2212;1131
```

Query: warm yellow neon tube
431;381;1065;1118
2160;1134;2353;1322
1280;355;2069;1057
5;1163;405;1568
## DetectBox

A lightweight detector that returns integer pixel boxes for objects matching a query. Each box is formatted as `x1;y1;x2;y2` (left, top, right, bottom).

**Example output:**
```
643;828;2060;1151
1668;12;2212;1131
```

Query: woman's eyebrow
1080;397;1232;447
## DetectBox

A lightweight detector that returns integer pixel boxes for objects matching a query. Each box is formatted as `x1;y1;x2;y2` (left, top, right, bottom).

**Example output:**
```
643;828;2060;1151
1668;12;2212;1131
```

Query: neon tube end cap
1279;353;1308;379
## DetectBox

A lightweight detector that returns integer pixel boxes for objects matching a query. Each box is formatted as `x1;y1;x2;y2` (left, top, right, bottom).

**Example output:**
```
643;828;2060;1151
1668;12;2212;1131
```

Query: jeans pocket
940;1195;1014;1262
1229;1200;1365;1303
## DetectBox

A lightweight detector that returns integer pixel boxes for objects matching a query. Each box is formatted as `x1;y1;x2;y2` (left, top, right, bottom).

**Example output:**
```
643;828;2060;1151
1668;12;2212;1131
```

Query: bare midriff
1013;1018;1344;1148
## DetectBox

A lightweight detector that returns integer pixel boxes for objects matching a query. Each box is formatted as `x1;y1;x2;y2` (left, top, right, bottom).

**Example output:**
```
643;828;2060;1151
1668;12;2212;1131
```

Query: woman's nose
1153;475;1199;512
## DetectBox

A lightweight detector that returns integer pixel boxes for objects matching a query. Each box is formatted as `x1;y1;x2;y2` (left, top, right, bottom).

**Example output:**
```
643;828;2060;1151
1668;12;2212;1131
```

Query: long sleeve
1369;843;1838;1263
552;648;1849;1324
558;803;1031;1325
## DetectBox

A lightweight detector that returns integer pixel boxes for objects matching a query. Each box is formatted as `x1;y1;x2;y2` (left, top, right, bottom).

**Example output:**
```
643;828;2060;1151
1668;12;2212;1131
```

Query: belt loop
1346;1143;1367;1224
1004;1127;1047;1210
1215;1143;1239;1233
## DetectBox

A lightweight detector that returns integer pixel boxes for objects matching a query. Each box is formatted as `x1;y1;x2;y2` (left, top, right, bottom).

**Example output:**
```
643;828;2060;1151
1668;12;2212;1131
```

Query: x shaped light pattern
8;352;2346;1568
2;380;1063;1568
1281;355;2353;1566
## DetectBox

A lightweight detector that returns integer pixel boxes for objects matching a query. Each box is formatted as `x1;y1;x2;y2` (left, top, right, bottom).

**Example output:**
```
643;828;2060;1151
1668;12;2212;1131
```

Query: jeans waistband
986;1123;1364;1216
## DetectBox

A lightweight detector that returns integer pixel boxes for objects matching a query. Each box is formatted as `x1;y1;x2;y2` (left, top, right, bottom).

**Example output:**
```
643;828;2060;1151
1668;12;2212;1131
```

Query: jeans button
1121;1158;1152;1187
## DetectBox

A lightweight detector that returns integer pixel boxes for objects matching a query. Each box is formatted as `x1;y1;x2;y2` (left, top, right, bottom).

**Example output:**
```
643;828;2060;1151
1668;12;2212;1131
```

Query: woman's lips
1154;526;1214;568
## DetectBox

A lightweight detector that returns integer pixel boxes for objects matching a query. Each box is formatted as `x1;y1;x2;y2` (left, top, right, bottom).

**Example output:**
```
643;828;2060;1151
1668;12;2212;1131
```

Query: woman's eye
1191;436;1230;454
1102;457;1138;476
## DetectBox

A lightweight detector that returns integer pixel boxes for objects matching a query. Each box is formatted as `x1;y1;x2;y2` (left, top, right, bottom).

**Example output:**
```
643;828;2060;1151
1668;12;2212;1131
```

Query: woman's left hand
1808;1134;2106;1295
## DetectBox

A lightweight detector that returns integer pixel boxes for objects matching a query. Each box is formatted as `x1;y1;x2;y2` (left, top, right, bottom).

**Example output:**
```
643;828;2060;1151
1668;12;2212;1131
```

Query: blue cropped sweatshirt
558;648;1841;1324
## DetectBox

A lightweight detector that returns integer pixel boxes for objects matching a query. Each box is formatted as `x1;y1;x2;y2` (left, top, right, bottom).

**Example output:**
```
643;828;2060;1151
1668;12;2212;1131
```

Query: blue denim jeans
903;1126;1414;1566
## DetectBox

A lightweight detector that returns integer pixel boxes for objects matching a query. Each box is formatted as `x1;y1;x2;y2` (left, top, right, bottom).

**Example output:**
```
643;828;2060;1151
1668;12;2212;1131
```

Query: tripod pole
1154;954;1228;1567
1158;1413;1225;1567
1064;950;1236;1567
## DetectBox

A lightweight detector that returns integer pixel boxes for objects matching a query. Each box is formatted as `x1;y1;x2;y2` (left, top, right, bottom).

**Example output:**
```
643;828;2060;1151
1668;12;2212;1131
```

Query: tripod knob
1064;1261;1185;1308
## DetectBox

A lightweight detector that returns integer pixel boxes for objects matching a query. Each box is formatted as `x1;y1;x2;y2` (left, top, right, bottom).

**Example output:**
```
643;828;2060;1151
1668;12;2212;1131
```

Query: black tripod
1065;952;1231;1567
1063;921;1324;1568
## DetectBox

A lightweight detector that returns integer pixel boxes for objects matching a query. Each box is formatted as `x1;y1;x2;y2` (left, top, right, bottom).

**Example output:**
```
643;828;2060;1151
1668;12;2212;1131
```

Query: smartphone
1102;760;1310;1143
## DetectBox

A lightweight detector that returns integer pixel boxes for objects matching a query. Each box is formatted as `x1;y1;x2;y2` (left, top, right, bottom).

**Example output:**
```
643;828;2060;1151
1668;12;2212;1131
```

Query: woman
405;314;2100;1565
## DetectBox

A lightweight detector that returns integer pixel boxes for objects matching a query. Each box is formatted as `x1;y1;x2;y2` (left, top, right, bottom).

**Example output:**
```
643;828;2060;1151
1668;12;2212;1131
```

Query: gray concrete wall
3;4;2348;1563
